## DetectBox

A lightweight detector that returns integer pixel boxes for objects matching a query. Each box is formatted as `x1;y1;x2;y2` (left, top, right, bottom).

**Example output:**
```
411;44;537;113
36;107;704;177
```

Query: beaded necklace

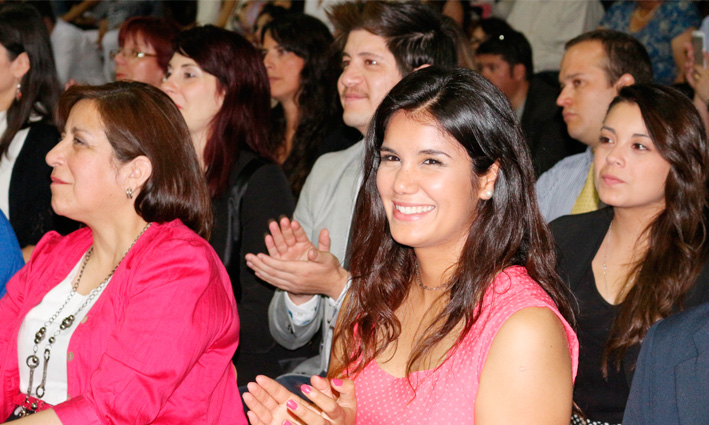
18;222;151;417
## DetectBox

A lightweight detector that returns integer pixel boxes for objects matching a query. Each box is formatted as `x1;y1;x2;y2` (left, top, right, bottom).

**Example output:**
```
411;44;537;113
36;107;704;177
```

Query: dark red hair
174;25;276;198
118;16;180;73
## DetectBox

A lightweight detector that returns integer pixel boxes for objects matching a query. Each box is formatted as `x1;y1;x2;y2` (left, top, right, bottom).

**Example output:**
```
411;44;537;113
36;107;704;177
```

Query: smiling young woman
244;67;578;425
550;84;709;425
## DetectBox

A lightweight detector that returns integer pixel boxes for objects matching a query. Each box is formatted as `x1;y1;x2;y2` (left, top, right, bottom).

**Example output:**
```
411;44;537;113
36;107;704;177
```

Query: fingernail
286;399;297;410
284;421;293;425
301;384;312;394
332;378;343;387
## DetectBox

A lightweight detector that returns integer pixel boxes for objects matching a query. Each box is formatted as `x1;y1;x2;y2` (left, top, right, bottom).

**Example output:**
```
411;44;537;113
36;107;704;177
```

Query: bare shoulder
475;307;573;425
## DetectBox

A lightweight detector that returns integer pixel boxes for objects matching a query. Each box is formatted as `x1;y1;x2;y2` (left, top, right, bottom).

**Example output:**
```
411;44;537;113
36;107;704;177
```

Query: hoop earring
15;83;22;101
126;187;133;199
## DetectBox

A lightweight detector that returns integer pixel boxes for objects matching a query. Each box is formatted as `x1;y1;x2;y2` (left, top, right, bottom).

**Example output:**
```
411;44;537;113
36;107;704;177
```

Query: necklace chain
20;223;151;416
602;222;634;303
414;261;451;291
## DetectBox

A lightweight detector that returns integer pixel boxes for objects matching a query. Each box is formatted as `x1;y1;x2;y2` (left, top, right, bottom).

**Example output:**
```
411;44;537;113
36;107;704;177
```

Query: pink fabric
0;220;247;424
353;266;579;425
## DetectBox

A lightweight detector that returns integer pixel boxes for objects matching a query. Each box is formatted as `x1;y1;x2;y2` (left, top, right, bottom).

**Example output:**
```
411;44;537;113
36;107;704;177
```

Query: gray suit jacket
268;141;364;376
624;302;709;425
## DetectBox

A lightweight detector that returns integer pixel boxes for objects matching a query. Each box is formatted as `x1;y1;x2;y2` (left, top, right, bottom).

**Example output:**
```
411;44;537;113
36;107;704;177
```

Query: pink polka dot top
352;266;579;425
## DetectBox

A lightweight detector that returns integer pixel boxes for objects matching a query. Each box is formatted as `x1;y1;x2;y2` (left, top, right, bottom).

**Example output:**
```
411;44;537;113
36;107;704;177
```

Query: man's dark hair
328;1;457;76
476;30;533;81
565;29;653;85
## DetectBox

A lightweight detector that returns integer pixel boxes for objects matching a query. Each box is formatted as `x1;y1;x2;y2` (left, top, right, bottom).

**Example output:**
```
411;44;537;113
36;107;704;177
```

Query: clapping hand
245;217;349;301
244;375;356;425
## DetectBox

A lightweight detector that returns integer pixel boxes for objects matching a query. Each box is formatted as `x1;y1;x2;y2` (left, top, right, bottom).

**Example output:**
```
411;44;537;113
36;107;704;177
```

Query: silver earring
485;190;493;198
126;187;133;199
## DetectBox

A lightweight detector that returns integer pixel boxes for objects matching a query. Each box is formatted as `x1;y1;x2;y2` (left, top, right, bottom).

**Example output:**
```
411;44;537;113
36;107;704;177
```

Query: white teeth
395;205;434;215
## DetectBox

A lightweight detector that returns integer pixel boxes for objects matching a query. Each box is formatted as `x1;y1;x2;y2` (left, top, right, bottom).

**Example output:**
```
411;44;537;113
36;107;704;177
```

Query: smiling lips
394;204;434;215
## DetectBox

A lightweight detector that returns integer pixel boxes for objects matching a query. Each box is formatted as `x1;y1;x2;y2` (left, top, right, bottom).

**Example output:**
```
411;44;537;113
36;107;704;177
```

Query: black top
550;208;709;422
9;120;77;247
210;150;316;386
574;265;628;423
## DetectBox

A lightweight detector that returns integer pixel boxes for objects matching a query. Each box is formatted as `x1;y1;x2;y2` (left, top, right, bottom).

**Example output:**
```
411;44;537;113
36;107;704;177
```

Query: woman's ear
478;161;500;200
123;155;153;196
11;52;30;80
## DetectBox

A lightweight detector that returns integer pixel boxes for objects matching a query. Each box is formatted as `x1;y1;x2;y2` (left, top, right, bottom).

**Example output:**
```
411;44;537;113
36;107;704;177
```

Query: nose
46;135;68;167
603;143;625;167
339;63;362;88
113;49;126;66
557;85;571;107
393;164;418;195
263;52;274;70
161;74;176;95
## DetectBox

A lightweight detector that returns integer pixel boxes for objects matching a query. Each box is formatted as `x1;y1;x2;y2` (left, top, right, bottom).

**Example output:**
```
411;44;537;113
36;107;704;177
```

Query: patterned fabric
571;413;619;425
570;162;599;215
600;0;700;85
353;266;579;425
536;149;594;222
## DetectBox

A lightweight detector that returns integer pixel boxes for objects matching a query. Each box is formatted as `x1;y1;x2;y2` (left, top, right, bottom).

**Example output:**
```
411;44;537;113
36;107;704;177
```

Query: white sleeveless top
17;252;108;405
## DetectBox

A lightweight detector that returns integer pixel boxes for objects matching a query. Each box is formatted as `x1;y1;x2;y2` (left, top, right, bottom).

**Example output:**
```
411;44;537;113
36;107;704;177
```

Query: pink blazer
0;220;247;424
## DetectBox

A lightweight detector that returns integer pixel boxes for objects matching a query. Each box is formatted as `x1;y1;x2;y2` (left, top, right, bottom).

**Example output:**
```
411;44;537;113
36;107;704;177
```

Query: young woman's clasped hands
245;375;356;425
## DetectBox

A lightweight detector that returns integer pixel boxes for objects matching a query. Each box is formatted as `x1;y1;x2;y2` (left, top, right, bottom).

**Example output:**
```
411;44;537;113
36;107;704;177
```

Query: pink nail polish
301;384;312;394
332;378;343;387
284;421;293;425
286;400;298;410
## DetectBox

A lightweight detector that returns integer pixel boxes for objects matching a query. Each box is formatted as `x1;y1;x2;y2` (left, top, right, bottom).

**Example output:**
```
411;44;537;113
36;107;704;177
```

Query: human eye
632;142;649;151
364;59;378;66
72;136;86;146
572;79;583;88
422;158;443;166
381;153;399;162
598;135;612;144
341;58;351;69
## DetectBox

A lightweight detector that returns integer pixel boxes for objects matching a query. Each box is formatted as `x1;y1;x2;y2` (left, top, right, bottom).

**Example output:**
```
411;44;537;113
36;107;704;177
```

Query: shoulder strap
222;156;268;270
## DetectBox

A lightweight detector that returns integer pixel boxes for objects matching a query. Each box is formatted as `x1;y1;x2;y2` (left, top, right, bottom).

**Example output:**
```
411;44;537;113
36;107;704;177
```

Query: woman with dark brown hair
162;25;304;386
0;3;72;261
0;82;246;423
262;13;359;197
550;84;709;425
244;67;578;425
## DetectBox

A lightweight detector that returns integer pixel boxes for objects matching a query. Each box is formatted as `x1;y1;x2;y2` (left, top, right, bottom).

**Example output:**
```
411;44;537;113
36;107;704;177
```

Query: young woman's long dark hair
0;3;60;157
602;84;709;373
174;26;276;198
331;66;573;378
262;14;341;196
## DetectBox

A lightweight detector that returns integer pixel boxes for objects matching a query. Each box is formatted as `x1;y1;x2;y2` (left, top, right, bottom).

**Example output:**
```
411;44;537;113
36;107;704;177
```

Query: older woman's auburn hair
118;16;180;73
174;25;277;198
602;84;709;373
331;66;573;378
56;82;213;239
